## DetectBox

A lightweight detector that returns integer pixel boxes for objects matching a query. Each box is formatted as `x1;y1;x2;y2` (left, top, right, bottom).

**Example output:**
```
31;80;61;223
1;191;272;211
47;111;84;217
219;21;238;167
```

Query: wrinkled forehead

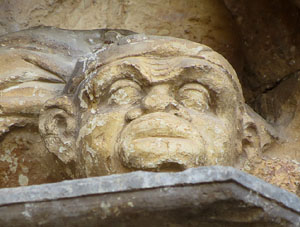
88;56;236;95
72;36;244;106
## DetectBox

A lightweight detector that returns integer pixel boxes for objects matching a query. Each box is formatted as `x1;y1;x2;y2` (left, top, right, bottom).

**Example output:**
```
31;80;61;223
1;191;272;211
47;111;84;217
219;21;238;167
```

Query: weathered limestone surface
254;72;300;163
1;0;299;103
0;28;258;184
0;2;299;227
221;0;300;196
0;0;299;197
0;0;243;80
0;26;298;197
0;167;299;226
224;0;300;100
0;27;135;188
38;33;269;180
0;26;134;122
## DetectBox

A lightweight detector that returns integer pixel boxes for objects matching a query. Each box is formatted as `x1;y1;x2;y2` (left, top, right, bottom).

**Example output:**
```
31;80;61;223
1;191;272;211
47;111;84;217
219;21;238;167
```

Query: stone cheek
191;113;238;166
76;109;239;176
0;30;287;192
77;110;129;177
38;35;249;178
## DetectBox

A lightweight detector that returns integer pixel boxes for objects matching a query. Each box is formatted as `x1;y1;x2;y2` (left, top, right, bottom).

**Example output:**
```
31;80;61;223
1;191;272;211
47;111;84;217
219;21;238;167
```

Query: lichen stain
0;148;19;174
127;201;134;207
18;174;29;186
100;201;111;219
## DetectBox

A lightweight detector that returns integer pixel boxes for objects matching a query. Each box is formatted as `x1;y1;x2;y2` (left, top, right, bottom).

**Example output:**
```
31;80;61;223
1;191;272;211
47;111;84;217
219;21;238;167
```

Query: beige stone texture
39;35;267;178
224;0;300;99
0;27;134;187
0;126;70;188
0;0;299;195
254;72;300;162
243;156;300;196
0;0;242;82
222;0;300;196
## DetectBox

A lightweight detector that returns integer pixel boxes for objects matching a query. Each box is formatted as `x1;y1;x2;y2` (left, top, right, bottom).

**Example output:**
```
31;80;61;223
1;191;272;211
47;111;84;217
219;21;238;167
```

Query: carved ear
39;96;77;164
242;120;260;160
242;106;261;160
242;105;279;161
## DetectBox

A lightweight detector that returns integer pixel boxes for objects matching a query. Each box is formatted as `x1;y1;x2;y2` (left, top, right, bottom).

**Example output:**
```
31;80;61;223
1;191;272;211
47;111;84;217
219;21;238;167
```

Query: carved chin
117;112;206;170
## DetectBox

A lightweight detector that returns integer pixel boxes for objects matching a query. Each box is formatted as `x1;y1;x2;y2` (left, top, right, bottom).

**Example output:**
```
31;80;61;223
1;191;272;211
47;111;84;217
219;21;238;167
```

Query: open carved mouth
118;112;206;170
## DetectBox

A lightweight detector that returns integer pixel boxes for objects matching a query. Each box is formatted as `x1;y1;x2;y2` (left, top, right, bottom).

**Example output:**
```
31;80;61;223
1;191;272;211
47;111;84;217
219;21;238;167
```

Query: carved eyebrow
89;64;145;98
178;67;233;95
89;57;234;99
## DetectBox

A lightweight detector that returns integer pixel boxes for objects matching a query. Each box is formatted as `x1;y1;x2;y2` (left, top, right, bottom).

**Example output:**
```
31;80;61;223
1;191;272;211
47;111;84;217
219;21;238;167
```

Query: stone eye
108;80;142;105
177;83;210;112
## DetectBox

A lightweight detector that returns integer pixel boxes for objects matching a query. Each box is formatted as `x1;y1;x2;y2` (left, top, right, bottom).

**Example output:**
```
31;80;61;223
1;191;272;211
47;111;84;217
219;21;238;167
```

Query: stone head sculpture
39;35;260;177
0;26;135;135
0;27;136;187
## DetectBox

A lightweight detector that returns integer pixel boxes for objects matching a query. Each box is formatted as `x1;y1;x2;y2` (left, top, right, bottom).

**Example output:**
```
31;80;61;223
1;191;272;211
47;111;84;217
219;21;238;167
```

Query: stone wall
0;0;243;83
0;0;299;195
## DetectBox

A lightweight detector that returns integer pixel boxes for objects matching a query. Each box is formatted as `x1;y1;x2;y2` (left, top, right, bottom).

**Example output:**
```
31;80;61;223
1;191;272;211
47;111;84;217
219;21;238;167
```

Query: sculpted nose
126;84;192;122
142;84;175;112
125;85;173;122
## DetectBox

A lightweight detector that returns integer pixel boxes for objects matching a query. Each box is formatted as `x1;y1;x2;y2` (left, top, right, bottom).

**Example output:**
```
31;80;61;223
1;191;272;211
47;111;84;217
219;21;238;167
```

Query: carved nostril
170;105;192;122
125;108;143;122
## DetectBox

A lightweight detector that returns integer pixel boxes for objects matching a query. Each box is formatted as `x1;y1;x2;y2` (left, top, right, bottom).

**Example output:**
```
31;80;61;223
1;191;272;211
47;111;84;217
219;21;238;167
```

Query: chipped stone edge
0;166;299;213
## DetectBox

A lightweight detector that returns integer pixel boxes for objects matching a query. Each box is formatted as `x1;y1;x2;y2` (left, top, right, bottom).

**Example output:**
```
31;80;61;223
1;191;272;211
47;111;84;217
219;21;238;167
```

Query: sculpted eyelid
179;83;208;93
181;87;203;93
109;80;141;94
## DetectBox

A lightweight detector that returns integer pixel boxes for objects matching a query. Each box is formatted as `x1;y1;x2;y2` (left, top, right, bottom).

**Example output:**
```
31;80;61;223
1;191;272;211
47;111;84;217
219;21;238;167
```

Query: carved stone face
40;36;252;177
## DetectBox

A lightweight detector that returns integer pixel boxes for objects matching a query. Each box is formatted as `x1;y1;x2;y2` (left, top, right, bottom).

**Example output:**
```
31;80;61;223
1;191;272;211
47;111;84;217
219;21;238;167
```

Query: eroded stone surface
224;0;300;99
0;27;135;187
38;34;270;178
0;27;298;196
0;0;243;79
252;72;300;195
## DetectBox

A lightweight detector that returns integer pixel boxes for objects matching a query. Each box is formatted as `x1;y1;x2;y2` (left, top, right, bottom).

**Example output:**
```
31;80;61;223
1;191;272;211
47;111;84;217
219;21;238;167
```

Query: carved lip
121;112;201;141
118;112;206;170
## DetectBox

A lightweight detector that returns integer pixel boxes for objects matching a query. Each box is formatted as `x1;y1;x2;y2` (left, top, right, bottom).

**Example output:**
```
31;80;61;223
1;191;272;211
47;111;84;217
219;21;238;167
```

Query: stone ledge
0;166;299;226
